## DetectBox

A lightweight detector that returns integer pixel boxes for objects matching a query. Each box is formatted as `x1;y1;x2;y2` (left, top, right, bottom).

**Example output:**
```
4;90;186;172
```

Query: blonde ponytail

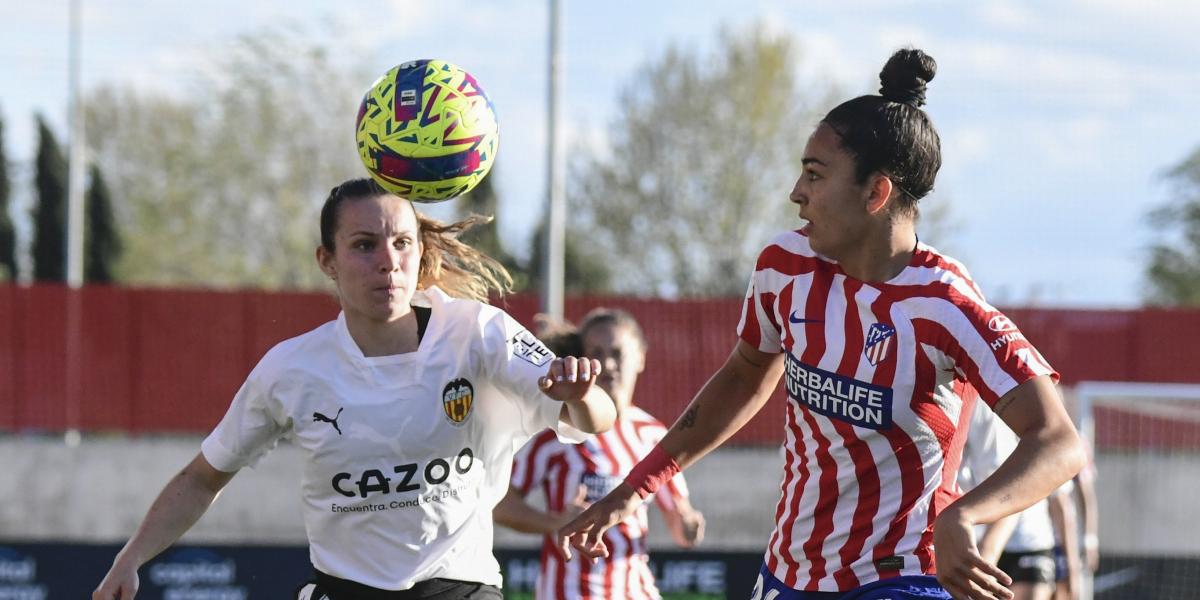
416;212;513;302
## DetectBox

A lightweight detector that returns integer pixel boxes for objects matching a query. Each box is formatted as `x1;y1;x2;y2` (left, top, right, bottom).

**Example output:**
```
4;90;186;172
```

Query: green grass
504;593;722;600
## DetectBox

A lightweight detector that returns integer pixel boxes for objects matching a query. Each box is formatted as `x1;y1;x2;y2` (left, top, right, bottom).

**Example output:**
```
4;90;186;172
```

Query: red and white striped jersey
738;230;1057;593
511;407;691;600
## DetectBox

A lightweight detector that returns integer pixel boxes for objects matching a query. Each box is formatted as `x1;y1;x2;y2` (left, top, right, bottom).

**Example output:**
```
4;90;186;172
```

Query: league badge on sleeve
509;329;553;367
864;322;896;366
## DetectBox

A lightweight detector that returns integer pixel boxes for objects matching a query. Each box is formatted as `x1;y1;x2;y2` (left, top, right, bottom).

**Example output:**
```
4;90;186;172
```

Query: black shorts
297;571;504;600
997;550;1057;585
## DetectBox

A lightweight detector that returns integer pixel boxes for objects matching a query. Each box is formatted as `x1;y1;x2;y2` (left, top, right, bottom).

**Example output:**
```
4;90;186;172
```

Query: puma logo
313;407;344;435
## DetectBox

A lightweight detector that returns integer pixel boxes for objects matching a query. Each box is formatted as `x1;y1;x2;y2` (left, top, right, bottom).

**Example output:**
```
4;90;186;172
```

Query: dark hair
533;314;583;357
822;48;942;214
320;178;389;252
578;308;646;352
320;177;513;302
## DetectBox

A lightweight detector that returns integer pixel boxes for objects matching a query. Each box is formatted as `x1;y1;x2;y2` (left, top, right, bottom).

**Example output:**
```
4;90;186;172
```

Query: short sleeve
943;285;1059;408
737;265;782;353
482;309;586;444
201;360;288;472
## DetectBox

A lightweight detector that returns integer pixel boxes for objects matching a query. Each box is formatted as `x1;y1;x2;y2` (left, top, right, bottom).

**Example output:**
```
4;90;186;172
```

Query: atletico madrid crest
442;378;475;426
864;323;896;366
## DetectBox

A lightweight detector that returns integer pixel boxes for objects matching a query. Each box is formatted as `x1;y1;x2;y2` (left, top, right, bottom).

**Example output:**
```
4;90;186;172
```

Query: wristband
1083;533;1099;548
624;445;681;499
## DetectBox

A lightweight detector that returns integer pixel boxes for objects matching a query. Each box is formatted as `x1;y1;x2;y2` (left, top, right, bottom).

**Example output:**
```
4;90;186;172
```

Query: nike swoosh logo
789;311;822;325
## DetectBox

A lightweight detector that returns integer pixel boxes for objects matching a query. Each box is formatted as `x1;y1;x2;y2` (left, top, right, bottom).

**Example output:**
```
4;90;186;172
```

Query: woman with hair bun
558;48;1084;600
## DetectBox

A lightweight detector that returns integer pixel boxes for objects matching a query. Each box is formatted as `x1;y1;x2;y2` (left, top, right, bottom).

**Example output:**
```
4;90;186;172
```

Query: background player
1048;468;1098;599
495;308;705;599
557;48;1085;600
960;397;1058;600
93;178;616;599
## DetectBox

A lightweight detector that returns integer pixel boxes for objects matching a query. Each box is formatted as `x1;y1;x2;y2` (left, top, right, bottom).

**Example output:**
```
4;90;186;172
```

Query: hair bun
879;48;936;107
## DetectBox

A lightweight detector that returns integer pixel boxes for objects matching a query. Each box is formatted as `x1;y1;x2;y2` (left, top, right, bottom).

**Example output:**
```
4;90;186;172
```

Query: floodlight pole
64;0;84;446
66;0;84;288
541;0;565;319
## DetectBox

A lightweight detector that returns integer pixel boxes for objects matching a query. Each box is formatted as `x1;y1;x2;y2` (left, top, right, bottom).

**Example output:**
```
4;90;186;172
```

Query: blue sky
2;0;1198;307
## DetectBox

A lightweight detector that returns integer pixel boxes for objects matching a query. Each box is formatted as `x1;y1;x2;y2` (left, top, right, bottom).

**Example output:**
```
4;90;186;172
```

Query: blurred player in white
960;398;1057;600
93;178;616;600
1047;441;1099;600
495;309;705;599
558;48;1085;600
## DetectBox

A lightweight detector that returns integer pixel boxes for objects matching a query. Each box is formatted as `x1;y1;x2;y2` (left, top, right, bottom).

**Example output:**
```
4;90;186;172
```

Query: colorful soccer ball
355;59;499;202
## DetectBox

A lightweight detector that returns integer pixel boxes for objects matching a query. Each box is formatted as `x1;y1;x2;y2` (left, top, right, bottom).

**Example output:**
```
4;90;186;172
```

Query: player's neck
837;219;917;283
345;308;421;357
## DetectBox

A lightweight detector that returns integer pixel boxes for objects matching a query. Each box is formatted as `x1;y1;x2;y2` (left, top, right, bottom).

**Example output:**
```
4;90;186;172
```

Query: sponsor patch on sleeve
509;329;553;367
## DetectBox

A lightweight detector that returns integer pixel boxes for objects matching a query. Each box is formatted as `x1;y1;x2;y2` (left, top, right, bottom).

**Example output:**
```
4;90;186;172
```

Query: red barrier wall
2;283;1198;444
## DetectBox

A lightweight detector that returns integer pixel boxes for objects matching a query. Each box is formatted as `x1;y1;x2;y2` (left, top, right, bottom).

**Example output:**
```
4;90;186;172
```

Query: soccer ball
355;59;499;202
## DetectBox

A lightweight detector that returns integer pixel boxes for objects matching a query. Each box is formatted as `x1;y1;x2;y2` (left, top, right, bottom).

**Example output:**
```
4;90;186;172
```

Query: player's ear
864;173;895;216
316;245;337;280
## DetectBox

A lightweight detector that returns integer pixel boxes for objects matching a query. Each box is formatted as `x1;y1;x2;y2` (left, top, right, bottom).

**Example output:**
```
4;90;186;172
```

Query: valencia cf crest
864;322;896;366
442;378;475;426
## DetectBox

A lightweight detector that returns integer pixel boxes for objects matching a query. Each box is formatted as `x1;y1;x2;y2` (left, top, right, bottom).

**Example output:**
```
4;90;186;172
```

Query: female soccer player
557;48;1085;600
93;178;616;600
494;309;705;599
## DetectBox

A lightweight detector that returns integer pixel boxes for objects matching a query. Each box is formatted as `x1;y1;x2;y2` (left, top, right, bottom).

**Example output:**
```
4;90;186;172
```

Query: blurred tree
85;24;371;289
568;26;841;297
1146;145;1200;305
33;115;67;282
526;220;613;295
85;164;121;283
0;110;15;280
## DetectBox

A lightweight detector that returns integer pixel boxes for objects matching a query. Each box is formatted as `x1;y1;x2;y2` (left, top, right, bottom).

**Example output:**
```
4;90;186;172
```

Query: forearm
950;426;1083;527
561;386;617;434
112;454;233;569
949;377;1085;527
494;491;557;535
1050;490;1081;567
1079;471;1099;540
660;344;784;469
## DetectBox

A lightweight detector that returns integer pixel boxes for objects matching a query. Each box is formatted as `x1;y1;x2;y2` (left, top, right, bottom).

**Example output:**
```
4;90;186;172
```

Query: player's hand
933;507;1013;600
664;499;706;548
538;356;602;403
93;562;139;599
556;482;642;562
679;507;705;547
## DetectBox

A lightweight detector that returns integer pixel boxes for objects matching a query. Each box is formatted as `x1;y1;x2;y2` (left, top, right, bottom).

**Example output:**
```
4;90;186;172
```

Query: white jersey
202;286;584;590
958;394;1055;553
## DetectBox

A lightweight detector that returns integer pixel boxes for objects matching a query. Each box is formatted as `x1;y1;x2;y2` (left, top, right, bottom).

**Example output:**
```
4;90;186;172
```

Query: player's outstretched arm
934;375;1086;600
494;484;590;535
540;356;617;434
93;452;237;600
556;340;784;561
